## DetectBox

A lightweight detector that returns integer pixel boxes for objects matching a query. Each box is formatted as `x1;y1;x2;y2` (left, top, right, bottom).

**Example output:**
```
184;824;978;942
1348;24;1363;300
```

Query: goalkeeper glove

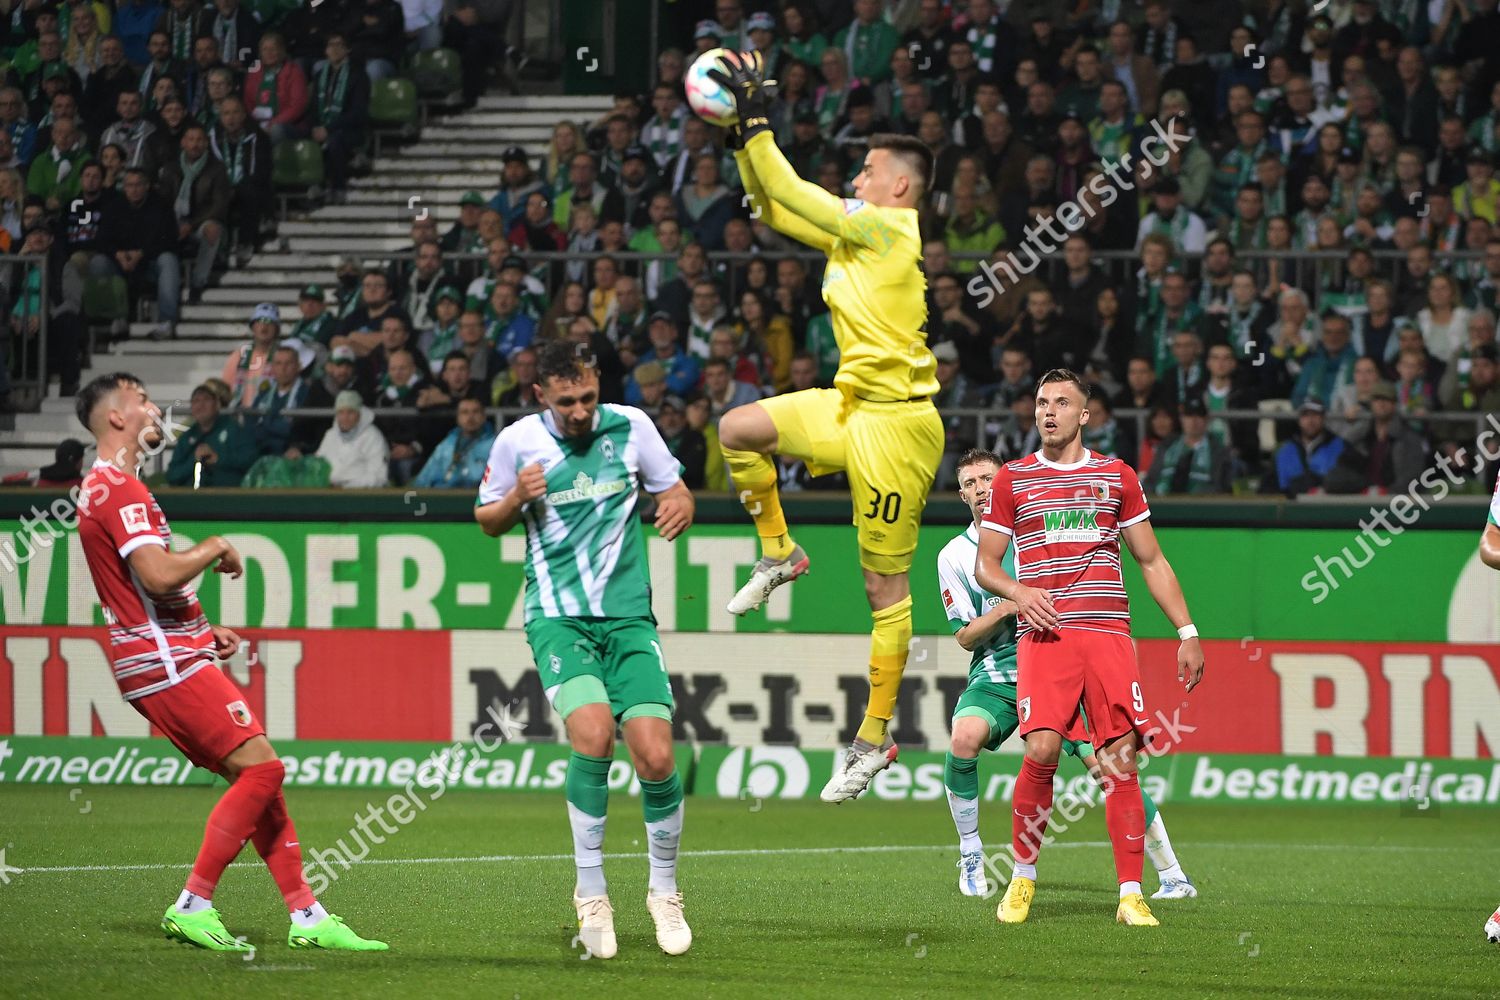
708;51;776;142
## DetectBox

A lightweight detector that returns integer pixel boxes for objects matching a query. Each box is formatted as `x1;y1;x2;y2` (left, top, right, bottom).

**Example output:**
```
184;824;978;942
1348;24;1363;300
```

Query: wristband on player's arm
1177;623;1198;640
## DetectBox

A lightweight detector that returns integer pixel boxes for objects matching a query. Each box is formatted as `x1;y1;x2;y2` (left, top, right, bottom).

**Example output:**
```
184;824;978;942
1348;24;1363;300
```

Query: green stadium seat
82;274;128;322
411;48;463;101
273;139;325;189
369;78;420;154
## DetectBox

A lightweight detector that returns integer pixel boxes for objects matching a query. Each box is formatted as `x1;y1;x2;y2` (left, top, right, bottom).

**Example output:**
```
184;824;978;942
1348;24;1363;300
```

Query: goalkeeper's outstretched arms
735;139;836;252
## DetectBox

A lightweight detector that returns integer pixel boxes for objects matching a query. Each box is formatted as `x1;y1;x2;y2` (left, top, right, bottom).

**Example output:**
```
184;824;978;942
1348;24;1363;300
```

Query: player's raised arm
736;148;836;253
129;535;242;595
474;432;542;537
1121;518;1204;692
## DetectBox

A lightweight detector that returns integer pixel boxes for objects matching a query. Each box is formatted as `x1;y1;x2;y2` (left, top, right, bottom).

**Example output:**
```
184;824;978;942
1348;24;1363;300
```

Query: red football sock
1011;756;1057;866
1103;770;1146;885
250;789;317;912
184;759;286;900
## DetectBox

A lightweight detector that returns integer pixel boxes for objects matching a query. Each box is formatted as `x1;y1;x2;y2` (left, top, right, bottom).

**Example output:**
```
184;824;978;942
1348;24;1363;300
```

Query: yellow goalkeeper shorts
756;387;944;572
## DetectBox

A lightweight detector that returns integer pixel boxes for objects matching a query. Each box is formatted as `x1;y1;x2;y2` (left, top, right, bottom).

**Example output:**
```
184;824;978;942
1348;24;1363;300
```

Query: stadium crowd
17;0;1500;499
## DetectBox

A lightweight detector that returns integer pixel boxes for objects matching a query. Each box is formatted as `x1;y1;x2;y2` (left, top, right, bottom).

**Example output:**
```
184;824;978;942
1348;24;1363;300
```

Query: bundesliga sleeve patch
942;588;954;607
119;503;151;534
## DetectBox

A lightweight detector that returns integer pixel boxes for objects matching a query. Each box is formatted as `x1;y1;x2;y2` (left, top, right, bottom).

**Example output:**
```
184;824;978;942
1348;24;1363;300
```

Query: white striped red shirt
77;461;214;700
979;450;1150;636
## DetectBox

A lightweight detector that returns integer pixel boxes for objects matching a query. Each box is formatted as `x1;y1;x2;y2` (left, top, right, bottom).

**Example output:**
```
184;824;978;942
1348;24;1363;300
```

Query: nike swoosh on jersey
1126;834;1144;841
1133;717;1149;725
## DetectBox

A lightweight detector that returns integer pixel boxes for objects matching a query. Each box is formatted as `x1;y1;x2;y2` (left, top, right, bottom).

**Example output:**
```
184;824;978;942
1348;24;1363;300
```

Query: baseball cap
634;361;666;386
334;389;364;412
436;285;464;305
299;283;324;300
1059;107;1084;125
1468;148;1495;168
42;62;68;81
648;309;677;326
501;145;529;165
931;341;959;363
500;254;527;272
459;190;486;207
1370;380;1397;402
329;345;357;364
694;19;722;40
1180;396;1208;417
250;302;280;326
747;11;776;32
1299;397;1326;413
660;393;686;412
1338;146;1361;165
622;144;651;164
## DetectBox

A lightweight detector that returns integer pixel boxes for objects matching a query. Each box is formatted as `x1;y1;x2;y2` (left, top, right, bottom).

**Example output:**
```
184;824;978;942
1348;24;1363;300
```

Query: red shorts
1017;627;1145;747
130;662;265;772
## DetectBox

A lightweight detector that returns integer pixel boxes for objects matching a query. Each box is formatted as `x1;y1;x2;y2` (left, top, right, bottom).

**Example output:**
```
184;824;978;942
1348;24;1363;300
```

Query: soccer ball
685;47;740;127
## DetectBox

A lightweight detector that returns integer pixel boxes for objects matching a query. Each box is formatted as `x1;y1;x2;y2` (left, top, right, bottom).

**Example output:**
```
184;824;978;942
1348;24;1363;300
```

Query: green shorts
524;615;674;723
953;676;1095;757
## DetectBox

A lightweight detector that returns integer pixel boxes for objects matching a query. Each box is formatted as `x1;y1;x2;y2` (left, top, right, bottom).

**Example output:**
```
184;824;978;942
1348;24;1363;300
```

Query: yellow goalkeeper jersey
735;133;938;402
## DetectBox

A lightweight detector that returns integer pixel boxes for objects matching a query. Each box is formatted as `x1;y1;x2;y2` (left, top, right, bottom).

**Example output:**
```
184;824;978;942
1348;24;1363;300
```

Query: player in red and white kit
974;368;1205;927
75;372;386;953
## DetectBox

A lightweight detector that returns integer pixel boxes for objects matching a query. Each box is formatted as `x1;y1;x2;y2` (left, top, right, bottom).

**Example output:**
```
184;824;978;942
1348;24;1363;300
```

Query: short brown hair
1035;367;1089;400
869;132;934;199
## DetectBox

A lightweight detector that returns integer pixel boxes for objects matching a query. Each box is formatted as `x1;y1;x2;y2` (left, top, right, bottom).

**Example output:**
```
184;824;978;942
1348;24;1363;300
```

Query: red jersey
979;450;1150;636
76;460;215;700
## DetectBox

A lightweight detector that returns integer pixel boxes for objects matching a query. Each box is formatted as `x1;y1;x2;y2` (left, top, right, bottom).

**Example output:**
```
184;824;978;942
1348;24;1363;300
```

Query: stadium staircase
1;92;614;477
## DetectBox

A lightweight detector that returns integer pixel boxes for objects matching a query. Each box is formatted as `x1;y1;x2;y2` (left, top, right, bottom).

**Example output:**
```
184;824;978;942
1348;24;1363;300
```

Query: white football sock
1012;862;1037;881
1120;880;1142;898
1145;813;1184;881
645;802;684;895
290;901;329;927
946;788;982;855
175;889;212;914
568;802;608;897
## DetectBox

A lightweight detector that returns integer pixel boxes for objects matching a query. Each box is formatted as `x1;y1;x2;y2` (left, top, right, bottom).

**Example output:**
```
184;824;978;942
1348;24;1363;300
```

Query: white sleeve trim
978;521;1013;534
1119;509;1152;529
117;534;167;559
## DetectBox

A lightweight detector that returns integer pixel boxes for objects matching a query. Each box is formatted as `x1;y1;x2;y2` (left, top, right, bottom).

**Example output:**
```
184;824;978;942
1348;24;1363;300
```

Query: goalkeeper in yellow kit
709;54;945;803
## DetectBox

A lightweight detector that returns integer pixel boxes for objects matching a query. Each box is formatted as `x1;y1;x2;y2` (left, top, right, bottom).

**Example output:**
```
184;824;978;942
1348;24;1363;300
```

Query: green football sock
944;752;979;800
944;753;981;853
566;752;612;897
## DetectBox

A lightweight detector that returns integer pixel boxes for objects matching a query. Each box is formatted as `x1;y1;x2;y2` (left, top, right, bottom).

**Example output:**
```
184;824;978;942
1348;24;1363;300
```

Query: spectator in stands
1147;398;1233;495
242;32;308;142
491;146;548;230
1115;355;1168;412
167;381;256;486
34;438;86;488
1269;398;1344;497
1440;341;1500;415
1160;330;1207;409
396;239;461;334
626;358;667;415
183;35;225;115
493;345;542;409
507;189;564;253
1330;356;1381;439
684;281;726;358
412;395;494;488
786;350;822;393
136;31;183;110
653;241;709;324
95;166;181;340
1325;381;1428;495
0;89;36;168
308;31;368;203
1416;271;1472;364
419;286;465;369
655;392;706;489
415;349;483;448
554;151;624;228
10;222;84;396
249;344;312;456
27;114;88;213
333;269;411;355
153;0;199;64
288;284;336;348
401;0;445;53
1292;312;1360;408
932;340;985;488
206;0;261;73
359;313;428;398
318;389;389;488
484;279;536;358
100;89;166;174
65;160;112;260
158;122;229;305
372;346;429;483
442;0;510;105
441;190;489;256
84;36;139;128
451;309;495;385
1083;390;1133;467
198;67;236;130
294;342;359;451
632;310;701;400
220;301;282;406
701;355;759;419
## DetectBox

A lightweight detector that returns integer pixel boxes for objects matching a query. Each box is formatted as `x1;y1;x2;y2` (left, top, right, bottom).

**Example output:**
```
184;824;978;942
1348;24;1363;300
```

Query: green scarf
315;60;349;127
175;151;208;219
220;130;251;185
427;319;460;361
257;66;280;118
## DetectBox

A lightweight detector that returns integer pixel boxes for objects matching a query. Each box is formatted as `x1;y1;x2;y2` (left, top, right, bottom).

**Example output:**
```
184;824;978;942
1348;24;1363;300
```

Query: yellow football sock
856;595;912;745
722;446;795;561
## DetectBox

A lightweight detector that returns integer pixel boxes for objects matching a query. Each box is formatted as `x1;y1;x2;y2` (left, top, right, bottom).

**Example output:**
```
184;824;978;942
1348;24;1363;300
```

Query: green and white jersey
1489;475;1500;527
477;403;682;622
935;524;1019;684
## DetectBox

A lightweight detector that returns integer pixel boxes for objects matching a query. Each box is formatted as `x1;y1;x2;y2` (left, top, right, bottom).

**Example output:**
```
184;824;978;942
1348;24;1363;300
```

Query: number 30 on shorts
864;488;902;524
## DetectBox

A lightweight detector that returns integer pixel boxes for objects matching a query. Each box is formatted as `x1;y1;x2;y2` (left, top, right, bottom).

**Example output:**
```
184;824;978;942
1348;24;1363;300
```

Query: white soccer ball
685;47;740;127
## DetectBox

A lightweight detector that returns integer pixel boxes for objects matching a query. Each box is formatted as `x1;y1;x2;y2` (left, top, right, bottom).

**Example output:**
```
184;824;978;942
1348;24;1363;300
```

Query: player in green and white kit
475;342;696;959
937;449;1195;899
1476;476;1500;944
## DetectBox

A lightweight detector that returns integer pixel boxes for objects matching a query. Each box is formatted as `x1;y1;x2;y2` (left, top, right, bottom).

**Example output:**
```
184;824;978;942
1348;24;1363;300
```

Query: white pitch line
10;837;1494;877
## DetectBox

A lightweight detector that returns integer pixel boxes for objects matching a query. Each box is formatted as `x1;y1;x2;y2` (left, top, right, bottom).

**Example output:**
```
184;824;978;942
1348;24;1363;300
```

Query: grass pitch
0;785;1494;999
